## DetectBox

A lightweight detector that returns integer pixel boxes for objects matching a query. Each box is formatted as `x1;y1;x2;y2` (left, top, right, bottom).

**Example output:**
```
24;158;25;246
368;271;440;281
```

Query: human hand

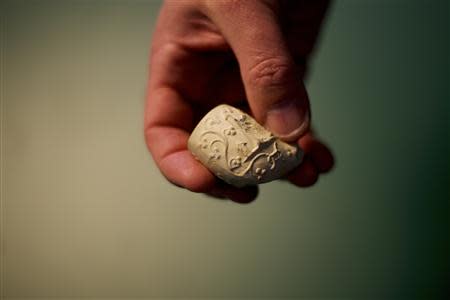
145;0;334;203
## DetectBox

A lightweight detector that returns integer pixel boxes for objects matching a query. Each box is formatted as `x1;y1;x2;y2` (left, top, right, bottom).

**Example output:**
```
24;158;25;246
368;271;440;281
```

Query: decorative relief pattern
188;104;303;187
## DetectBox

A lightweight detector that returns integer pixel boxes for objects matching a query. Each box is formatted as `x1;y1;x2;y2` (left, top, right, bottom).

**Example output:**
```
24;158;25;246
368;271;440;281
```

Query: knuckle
247;56;294;88
151;41;183;61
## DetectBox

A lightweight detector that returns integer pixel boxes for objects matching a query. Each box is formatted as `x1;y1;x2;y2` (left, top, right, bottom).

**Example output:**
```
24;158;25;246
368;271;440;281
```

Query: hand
145;0;334;203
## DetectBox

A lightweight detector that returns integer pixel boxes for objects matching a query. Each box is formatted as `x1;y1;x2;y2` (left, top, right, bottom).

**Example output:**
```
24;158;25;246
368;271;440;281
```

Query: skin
145;0;334;203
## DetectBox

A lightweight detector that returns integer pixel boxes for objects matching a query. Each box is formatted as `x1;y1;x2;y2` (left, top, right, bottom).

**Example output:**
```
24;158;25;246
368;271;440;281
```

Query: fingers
147;1;333;201
287;157;319;187
287;132;334;187
146;30;259;202
145;85;259;202
145;86;214;192
299;133;334;173
202;0;310;142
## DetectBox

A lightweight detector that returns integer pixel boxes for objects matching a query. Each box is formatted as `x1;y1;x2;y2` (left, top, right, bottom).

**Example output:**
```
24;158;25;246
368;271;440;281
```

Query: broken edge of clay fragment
188;104;303;188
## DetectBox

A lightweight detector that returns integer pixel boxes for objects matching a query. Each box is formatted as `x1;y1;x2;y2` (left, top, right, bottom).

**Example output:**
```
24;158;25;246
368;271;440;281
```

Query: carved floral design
237;142;249;157
229;157;242;169
209;147;221;160
189;104;302;187
236;114;253;131
200;138;209;149
224;127;236;136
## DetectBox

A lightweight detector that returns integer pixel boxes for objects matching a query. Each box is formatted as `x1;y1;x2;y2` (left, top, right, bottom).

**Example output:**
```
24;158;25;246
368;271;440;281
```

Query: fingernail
265;100;309;142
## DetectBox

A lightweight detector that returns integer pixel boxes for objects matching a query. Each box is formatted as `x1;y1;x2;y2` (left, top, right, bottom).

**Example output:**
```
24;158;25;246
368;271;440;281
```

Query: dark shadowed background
1;0;448;299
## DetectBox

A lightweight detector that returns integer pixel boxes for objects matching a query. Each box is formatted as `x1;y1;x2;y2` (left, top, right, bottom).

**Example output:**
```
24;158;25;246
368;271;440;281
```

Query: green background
1;0;448;298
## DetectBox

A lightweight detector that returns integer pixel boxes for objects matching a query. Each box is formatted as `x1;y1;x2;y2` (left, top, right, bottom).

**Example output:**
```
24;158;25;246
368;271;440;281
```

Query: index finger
145;77;217;192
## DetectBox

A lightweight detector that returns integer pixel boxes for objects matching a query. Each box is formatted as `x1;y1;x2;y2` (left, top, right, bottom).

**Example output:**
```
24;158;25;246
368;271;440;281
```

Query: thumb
203;1;310;142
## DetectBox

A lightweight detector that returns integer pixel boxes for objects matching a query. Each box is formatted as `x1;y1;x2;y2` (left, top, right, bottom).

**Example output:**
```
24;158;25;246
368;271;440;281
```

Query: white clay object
188;104;303;187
